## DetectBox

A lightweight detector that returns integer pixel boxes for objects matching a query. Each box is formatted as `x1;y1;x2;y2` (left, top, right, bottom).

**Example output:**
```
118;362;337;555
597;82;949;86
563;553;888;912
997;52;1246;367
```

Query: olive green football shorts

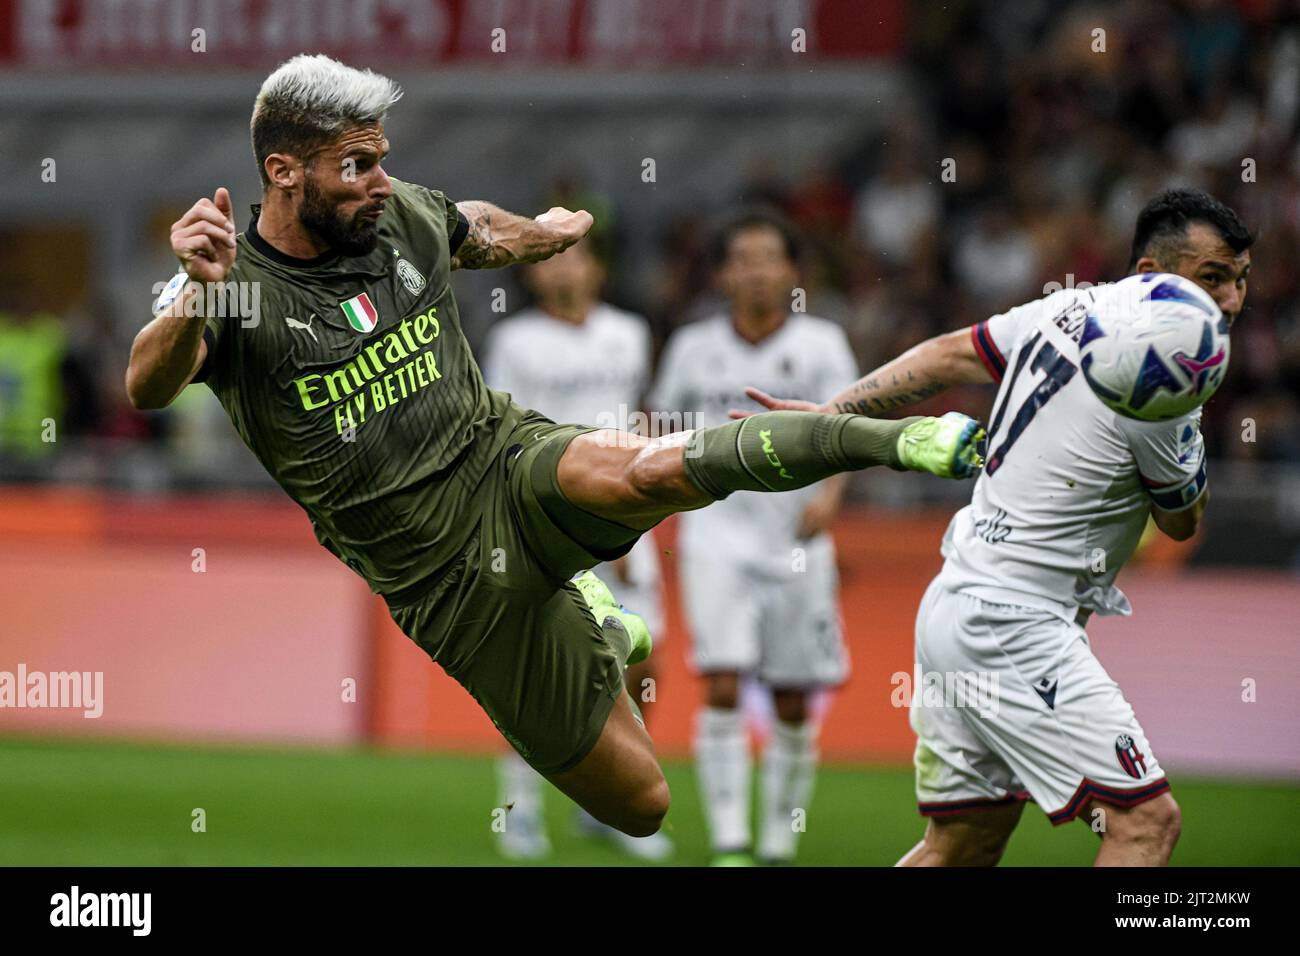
386;411;645;775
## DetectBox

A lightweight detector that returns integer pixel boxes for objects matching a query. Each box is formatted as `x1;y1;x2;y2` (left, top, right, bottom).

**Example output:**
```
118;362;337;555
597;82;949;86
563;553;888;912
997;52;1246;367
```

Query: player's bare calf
1090;794;1181;866
896;802;1025;867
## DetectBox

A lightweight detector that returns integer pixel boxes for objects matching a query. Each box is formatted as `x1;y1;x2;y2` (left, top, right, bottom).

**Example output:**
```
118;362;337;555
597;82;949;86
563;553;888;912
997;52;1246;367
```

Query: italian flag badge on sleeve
340;292;378;333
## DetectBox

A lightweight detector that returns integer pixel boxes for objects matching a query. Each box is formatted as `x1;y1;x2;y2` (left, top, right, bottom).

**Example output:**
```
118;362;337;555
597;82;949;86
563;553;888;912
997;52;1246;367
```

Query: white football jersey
482;303;652;429
940;286;1208;619
648;313;859;570
483;302;661;613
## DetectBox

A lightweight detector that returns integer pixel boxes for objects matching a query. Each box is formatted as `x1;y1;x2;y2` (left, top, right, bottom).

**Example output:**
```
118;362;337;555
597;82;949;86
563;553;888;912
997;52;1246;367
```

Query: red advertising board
0;0;904;70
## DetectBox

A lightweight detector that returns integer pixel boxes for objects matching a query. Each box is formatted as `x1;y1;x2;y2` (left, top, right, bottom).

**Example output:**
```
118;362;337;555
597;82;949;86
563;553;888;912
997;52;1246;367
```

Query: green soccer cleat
896;412;986;479
572;570;653;666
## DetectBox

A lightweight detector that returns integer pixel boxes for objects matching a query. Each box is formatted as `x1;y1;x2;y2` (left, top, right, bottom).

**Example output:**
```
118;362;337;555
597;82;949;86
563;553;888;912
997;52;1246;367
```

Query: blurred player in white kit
649;210;859;865
482;236;670;861
740;189;1253;866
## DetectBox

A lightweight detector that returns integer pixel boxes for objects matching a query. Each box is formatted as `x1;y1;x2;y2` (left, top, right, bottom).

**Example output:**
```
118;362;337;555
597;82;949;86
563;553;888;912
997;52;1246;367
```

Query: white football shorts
910;576;1169;824
680;540;848;688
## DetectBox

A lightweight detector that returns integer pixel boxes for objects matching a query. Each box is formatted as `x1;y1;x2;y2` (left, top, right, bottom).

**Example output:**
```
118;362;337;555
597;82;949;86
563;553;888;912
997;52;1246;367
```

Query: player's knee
623;451;666;505
624;444;698;509
621;776;670;837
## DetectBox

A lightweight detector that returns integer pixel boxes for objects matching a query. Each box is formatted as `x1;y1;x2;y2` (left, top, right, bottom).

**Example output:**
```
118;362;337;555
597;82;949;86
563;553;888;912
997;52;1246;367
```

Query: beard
298;175;381;257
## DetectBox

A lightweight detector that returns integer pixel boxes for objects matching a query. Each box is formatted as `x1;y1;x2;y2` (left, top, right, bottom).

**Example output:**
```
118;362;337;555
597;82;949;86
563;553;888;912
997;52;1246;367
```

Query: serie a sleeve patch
1141;455;1207;511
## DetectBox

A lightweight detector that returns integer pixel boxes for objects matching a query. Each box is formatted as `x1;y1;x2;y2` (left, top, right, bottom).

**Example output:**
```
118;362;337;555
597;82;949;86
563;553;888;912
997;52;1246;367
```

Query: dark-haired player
126;54;983;839
740;188;1252;865
650;209;857;866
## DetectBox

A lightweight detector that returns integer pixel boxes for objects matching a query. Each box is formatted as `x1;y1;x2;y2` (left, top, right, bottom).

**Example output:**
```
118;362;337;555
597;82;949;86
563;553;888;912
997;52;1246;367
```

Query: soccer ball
1079;273;1230;421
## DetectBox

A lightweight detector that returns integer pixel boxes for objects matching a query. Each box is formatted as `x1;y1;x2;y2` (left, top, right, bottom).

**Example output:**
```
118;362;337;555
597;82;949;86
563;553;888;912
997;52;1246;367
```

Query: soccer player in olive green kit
126;54;983;838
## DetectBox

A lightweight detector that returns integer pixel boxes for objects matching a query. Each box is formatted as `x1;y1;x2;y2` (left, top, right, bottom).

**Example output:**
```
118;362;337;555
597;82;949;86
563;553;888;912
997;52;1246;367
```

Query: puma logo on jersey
285;314;318;343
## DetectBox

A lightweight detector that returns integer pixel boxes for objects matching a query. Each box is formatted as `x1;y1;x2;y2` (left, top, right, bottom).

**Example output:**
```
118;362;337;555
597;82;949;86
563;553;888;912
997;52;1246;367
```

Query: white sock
693;706;751;853
757;719;818;862
497;750;545;825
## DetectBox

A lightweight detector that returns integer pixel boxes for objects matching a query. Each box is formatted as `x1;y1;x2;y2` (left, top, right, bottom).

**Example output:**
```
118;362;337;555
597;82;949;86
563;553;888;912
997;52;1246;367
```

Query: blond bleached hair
250;54;403;186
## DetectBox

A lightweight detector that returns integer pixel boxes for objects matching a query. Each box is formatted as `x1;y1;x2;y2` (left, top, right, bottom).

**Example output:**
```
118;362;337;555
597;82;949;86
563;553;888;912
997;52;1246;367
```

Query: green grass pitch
0;737;1295;866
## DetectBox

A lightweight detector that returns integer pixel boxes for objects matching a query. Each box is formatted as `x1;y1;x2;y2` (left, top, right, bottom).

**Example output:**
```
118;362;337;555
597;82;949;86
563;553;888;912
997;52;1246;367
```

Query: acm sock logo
758;429;792;481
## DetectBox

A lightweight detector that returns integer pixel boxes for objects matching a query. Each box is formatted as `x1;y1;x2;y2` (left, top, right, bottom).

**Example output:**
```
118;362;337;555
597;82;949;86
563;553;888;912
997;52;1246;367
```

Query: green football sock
682;411;922;500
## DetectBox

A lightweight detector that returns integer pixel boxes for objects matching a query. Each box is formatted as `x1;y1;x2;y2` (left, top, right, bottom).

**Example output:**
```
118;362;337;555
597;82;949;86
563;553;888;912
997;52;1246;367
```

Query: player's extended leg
1086;794;1181;866
556;411;984;528
896;802;1025;866
490;412;974;840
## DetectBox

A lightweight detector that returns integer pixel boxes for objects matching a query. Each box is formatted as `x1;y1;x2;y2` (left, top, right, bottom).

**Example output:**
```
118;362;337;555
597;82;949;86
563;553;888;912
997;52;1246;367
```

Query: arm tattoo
850;376;882;395
449;201;503;270
831;379;947;416
449;199;570;271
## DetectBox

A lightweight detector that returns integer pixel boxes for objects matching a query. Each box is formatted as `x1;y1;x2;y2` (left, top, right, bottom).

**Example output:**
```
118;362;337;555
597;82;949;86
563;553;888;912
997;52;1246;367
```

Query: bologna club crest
1115;734;1148;779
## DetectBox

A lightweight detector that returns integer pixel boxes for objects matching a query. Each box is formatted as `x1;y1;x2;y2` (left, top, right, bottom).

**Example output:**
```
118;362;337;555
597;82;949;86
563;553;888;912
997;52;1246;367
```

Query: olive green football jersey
192;178;524;599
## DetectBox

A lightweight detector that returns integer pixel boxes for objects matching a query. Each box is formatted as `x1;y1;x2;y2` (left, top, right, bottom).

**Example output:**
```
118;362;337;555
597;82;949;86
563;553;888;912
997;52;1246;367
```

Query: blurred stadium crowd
1;0;1297;489
652;1;1299;464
